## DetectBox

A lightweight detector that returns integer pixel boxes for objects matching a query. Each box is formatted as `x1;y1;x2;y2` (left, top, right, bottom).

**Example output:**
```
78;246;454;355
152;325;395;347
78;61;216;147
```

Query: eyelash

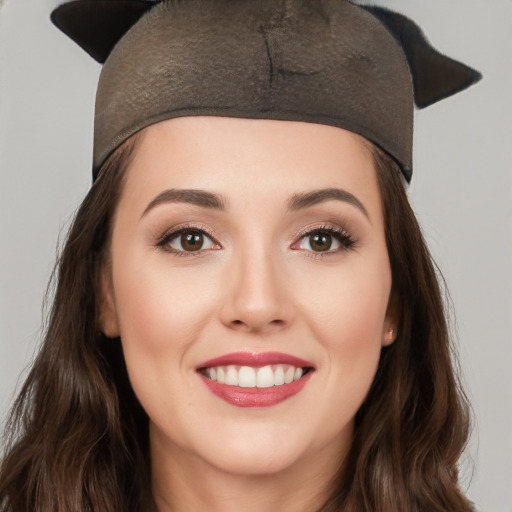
156;223;357;257
291;224;357;257
156;224;220;257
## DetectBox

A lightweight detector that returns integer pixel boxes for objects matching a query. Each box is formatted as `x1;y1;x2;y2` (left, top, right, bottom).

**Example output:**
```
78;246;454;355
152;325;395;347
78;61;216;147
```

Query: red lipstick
196;352;314;408
196;351;313;370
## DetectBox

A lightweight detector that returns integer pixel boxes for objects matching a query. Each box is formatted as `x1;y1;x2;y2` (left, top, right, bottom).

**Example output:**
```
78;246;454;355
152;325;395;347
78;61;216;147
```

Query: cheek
295;252;391;396
274;253;392;453
110;258;225;423
297;256;391;345
111;256;220;366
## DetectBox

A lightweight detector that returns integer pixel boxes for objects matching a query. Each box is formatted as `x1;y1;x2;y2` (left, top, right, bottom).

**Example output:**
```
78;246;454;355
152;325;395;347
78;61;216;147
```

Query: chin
202;436;311;476
187;414;350;478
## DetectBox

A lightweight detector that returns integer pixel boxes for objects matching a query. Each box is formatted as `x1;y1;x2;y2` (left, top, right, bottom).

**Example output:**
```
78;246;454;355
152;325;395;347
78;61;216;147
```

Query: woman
0;1;481;510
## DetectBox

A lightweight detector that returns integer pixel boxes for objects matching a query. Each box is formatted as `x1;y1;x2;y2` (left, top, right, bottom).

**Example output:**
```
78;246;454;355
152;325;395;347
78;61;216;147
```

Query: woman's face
101;117;396;478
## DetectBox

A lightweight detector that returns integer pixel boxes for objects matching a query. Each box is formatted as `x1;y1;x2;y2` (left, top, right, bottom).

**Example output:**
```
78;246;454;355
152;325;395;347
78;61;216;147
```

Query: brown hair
0;137;153;512
1;138;472;511
319;146;473;511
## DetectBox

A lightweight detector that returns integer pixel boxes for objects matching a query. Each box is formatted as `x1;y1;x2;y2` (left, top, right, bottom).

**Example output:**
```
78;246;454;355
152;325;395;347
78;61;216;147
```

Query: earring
386;327;396;343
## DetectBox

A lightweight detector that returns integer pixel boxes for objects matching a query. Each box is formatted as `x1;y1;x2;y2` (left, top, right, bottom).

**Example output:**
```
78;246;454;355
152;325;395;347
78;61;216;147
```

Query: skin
100;117;397;512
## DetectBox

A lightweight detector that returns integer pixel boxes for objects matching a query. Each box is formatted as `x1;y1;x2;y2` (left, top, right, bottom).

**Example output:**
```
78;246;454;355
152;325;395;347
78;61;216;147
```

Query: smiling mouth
199;364;313;389
196;352;315;407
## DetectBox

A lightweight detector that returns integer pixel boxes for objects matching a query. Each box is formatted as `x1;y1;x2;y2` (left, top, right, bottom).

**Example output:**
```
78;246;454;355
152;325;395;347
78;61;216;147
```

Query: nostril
232;318;284;325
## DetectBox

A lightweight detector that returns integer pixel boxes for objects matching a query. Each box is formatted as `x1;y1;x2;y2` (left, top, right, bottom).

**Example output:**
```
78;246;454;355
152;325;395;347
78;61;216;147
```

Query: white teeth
239;366;256;387
274;366;285;386
203;364;309;388
225;366;239;386
256;365;274;388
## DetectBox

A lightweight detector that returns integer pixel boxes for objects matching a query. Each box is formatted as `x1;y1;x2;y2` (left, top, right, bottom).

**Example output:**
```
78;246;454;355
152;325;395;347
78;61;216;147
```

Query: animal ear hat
51;0;481;182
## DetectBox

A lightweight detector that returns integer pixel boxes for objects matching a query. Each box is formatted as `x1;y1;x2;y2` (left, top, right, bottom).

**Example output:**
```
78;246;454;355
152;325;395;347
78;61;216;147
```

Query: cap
51;0;482;182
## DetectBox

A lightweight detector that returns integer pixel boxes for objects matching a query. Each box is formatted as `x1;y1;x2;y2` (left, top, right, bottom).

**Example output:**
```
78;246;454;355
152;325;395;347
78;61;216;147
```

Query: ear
98;267;120;338
382;290;400;347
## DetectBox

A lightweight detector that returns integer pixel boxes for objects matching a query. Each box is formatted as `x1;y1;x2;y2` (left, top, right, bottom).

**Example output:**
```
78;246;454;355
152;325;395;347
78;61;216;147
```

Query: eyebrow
288;188;369;220
141;186;369;220
141;189;228;218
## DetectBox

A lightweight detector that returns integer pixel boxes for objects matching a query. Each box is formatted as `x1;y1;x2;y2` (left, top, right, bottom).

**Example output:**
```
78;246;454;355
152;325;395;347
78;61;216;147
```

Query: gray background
1;0;511;509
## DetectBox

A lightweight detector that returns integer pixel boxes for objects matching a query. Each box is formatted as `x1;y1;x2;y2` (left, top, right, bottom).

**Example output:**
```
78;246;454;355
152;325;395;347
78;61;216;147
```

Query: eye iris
310;233;332;252
181;231;203;251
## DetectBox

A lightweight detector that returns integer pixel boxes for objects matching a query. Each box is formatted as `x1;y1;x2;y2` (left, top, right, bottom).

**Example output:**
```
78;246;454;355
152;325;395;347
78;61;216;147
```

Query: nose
219;245;293;334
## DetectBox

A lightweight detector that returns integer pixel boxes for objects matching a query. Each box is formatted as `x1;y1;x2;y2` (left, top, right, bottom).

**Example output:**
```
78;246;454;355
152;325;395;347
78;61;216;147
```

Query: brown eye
294;227;355;254
167;230;215;253
309;233;332;252
181;232;204;251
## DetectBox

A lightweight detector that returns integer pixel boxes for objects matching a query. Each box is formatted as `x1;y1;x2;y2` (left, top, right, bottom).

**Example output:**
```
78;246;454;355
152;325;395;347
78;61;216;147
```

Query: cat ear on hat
363;6;482;108
51;0;157;63
51;1;482;105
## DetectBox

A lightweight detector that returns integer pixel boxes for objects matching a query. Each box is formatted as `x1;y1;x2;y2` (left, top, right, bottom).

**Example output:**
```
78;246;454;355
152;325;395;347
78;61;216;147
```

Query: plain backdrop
1;0;511;510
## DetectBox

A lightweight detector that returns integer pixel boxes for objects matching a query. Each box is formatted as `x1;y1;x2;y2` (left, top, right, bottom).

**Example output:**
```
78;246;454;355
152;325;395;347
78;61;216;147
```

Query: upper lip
196;351;314;370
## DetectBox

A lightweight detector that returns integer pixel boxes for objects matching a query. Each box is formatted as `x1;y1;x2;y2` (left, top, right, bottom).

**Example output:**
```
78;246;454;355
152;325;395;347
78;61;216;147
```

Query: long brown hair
0;137;152;512
319;146;473;511
0;136;472;511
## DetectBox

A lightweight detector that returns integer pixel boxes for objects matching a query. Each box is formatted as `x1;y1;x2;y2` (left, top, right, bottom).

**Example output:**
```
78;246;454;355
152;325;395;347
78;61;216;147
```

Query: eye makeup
291;224;358;256
155;223;221;257
154;220;358;259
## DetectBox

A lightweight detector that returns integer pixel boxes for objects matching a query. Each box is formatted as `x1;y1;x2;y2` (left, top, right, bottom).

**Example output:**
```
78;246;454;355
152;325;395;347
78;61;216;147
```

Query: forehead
120;117;382;221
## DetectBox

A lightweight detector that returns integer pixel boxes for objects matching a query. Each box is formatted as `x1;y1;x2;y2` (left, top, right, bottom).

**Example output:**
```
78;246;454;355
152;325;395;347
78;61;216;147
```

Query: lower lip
199;372;313;407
